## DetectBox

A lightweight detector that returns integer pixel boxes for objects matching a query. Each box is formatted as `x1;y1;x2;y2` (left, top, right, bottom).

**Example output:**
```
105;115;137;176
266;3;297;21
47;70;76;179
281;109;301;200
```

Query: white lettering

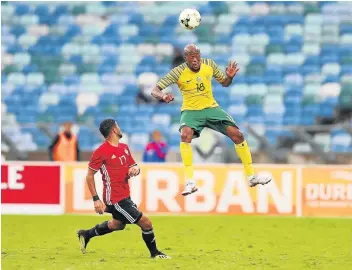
146;170;181;212
319;184;331;200
185;171;216;212
8;165;25;190
257;171;292;213
217;171;254;213
332;184;345;200
306;184;318;200
1;182;8;189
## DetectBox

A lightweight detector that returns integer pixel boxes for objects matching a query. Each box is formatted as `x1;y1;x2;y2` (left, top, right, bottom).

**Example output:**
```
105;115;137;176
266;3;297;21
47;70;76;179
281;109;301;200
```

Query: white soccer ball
179;9;201;30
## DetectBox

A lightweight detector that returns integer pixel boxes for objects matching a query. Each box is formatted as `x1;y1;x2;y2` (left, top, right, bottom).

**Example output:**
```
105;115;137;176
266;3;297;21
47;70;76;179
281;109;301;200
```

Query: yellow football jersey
157;58;226;111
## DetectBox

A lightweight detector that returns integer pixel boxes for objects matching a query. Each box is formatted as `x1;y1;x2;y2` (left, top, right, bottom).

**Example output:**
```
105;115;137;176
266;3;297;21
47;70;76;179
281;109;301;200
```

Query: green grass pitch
2;215;352;270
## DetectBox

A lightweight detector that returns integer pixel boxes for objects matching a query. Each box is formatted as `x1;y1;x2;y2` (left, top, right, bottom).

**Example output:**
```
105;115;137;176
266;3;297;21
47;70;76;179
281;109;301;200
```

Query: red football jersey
88;141;137;205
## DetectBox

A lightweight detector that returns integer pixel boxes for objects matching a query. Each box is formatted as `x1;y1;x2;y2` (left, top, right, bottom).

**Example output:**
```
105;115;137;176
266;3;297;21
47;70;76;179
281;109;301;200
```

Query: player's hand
162;93;174;103
128;166;140;177
94;200;105;215
225;60;240;79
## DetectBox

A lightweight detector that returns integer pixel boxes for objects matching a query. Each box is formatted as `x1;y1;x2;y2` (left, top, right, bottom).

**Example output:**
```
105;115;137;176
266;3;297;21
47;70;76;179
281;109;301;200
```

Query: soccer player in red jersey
77;119;170;259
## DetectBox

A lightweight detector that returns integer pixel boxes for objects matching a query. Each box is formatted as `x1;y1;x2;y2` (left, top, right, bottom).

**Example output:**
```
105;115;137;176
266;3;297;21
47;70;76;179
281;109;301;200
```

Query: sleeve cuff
156;83;165;90
88;166;98;172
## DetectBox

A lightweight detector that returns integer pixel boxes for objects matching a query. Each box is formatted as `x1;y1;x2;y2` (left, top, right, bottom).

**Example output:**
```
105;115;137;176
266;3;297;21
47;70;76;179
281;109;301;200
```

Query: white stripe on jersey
101;164;112;205
114;203;135;223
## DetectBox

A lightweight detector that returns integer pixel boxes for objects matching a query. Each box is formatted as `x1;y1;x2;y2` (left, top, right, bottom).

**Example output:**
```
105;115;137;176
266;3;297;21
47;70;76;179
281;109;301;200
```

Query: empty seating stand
1;1;352;152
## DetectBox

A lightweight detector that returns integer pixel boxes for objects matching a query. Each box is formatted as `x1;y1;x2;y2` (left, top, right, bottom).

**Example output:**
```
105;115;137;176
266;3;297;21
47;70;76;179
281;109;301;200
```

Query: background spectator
49;121;80;161
143;130;168;162
136;72;162;104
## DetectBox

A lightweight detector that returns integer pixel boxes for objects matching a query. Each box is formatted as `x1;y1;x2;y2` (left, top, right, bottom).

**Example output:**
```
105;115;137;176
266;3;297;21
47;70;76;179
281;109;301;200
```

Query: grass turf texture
2;215;352;270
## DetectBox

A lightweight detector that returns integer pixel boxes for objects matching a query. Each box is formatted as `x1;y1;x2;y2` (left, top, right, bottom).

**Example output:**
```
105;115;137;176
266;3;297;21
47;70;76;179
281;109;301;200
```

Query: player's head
99;119;123;139
152;130;162;142
184;44;201;71
63;121;72;133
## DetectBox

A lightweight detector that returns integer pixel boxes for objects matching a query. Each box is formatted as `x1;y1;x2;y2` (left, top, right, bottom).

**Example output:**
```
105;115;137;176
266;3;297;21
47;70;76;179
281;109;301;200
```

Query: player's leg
179;110;205;196
77;218;125;254
226;126;271;186
137;214;170;259
206;107;271;187
180;126;198;196
116;197;170;259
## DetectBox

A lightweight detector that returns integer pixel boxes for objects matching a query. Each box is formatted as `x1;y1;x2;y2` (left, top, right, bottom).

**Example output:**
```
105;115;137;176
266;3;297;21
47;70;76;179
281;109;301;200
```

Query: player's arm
86;168;104;215
151;85;174;103
127;146;141;177
211;59;239;87
86;168;99;199
87;149;105;214
151;69;179;103
223;61;240;87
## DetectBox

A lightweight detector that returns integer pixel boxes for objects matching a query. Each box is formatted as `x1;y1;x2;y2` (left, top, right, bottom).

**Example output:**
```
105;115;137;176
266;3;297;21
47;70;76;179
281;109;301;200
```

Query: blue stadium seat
304;56;320;65
302;65;320;76
34;4;50;17
341;65;352;76
302;105;319;116
10;25;26;37
162;15;178;28
318;104;335;117
323;75;340;84
246;105;264;117
15;3;30;15
53;4;69;17
1;1;352;152
267;27;284;39
129;13;144;26
283;116;301;125
265;114;283;126
300;115;316;126
22;65;38;74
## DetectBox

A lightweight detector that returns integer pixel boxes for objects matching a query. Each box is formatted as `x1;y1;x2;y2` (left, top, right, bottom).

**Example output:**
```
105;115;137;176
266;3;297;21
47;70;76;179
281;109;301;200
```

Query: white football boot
248;175;272;187
181;180;198;196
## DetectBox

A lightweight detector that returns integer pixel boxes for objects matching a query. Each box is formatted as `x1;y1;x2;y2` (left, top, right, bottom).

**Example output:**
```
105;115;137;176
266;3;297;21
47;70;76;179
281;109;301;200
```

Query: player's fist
225;60;240;78
94;200;105;215
128;166;140;177
162;93;174;103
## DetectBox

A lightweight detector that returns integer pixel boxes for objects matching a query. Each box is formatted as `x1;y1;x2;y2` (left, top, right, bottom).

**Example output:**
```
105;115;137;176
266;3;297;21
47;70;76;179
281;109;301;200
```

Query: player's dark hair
99;119;116;138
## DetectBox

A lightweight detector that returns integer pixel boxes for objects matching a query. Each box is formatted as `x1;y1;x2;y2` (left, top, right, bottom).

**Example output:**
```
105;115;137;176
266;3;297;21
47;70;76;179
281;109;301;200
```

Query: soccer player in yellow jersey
151;44;271;196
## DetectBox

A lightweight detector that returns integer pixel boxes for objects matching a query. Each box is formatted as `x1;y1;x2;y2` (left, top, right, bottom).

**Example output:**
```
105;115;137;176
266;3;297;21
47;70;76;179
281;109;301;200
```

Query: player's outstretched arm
86;168;104;215
222;61;240;87
151;85;174;103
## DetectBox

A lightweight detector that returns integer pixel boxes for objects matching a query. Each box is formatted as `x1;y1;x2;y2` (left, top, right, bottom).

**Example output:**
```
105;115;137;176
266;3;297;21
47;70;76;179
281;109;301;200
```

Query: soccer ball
179;9;201;30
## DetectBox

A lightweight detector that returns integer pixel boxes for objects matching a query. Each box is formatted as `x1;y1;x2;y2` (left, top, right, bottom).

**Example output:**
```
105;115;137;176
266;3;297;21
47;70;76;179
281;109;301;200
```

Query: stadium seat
1;1;352;153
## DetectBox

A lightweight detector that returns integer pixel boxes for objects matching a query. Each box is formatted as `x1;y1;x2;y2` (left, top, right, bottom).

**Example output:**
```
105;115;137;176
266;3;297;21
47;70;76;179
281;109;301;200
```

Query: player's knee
227;127;244;144
137;215;153;231
180;127;193;143
108;219;125;231
236;130;244;143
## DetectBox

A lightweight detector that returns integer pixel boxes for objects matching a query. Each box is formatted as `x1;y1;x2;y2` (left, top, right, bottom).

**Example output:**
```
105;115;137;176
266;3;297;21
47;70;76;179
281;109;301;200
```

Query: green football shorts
179;106;238;138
